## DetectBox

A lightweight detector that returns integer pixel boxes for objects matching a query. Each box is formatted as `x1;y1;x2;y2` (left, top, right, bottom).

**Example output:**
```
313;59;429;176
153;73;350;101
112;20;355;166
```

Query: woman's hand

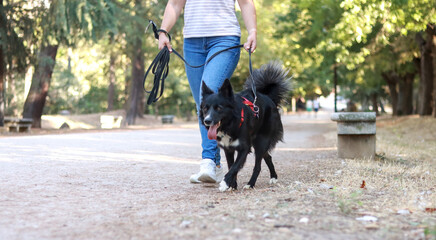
238;0;257;53
158;32;172;52
158;0;186;52
244;29;257;53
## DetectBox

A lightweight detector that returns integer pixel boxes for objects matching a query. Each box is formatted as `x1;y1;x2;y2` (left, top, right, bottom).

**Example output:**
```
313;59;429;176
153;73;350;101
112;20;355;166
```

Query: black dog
200;62;290;191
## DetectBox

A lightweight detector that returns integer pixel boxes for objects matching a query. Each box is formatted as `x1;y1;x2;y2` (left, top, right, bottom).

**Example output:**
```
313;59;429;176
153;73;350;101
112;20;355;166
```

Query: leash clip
145;20;153;34
147;19;172;42
252;96;259;118
146;20;160;40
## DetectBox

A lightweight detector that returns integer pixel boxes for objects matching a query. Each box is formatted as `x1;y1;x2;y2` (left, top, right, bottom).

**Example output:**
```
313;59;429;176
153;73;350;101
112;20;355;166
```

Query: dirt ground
0;111;435;240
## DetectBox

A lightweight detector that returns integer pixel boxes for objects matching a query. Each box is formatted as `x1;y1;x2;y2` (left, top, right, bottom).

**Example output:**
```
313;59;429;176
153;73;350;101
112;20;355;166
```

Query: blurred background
0;0;435;128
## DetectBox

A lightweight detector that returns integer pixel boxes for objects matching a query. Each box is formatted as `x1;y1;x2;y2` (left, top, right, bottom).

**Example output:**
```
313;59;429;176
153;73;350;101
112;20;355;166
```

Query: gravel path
0;112;337;239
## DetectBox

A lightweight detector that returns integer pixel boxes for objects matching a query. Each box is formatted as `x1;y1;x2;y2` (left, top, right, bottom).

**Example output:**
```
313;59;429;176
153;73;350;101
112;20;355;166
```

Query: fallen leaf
425;207;436;213
360;180;366;189
357;211;377;216
274;224;294;229
365;223;379;230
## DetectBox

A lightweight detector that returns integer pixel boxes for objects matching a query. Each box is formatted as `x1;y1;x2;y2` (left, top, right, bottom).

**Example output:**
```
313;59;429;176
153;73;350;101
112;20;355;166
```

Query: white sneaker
216;165;224;183
190;159;217;183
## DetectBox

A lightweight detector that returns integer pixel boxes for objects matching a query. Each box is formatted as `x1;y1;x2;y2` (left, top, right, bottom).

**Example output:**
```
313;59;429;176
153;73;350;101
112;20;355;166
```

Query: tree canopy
1;0;435;127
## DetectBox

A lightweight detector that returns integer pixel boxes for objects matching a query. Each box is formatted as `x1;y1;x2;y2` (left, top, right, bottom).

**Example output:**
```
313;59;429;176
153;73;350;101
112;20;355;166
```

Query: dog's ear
218;79;234;98
201;81;214;98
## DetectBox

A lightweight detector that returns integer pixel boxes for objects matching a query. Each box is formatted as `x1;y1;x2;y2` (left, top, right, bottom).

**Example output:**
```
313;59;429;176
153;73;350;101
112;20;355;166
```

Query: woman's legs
184;36;241;166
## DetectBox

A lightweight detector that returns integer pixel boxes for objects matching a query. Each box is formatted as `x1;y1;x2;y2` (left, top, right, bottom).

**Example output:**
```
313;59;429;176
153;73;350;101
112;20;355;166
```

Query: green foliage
424;223;436;238
0;1;39;73
333;189;364;215
4;0;436;118
149;71;196;118
274;0;435;111
41;0;118;45
77;86;121;113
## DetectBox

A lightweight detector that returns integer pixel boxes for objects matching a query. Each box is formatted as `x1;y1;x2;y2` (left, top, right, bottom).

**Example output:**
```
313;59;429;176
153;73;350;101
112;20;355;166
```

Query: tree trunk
431;24;436;118
413;58;421;114
107;51;116;111
382;72;399;116
6;62;18;116
0;46;4;127
0;0;5;127
126;0;145;125
398;72;415;115
126;38;145;125
333;64;337;112
22;44;58;128
416;25;434;116
370;92;379;116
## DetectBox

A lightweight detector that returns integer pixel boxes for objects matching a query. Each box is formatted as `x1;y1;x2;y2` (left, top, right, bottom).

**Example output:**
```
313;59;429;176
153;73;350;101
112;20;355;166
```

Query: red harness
239;97;259;127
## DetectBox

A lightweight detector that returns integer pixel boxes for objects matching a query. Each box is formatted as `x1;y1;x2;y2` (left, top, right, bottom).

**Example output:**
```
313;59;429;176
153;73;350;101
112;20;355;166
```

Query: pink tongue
207;124;219;140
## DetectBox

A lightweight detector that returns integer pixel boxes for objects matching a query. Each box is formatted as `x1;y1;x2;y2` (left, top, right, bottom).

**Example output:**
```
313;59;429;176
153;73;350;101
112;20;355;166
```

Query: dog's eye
215;105;223;111
202;106;209;112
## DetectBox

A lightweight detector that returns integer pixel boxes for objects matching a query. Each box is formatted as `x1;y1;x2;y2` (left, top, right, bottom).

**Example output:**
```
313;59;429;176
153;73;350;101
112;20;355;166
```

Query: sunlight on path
0;113;337;239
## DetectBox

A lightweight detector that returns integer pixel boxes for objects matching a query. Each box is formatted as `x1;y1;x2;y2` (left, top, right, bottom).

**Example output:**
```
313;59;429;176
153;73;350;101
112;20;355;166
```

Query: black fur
200;62;291;190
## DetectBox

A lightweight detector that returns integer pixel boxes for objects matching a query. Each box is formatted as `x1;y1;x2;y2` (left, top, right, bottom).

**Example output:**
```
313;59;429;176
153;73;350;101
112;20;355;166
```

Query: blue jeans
183;36;241;166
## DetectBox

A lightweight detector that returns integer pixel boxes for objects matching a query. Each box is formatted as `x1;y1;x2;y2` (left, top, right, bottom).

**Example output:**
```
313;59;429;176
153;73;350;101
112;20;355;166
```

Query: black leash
144;20;257;107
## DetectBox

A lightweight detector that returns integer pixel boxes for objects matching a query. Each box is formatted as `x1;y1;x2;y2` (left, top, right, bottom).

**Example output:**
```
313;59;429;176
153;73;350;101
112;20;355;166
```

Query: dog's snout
204;118;212;126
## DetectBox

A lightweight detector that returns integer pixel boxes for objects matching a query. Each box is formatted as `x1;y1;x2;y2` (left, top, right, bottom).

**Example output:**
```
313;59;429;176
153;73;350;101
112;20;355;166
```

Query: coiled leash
143;20;258;113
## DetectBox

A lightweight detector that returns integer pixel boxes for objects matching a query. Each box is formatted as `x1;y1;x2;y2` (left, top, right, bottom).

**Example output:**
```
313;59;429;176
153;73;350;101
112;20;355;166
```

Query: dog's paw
269;178;278;185
243;185;254;190
219;181;230;192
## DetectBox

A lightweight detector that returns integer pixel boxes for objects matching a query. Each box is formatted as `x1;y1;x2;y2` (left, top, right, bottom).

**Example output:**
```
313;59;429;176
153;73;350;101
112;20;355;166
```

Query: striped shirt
183;0;241;38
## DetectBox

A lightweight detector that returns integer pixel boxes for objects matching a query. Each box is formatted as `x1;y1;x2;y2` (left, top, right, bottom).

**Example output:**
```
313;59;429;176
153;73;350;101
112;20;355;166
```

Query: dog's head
200;79;236;140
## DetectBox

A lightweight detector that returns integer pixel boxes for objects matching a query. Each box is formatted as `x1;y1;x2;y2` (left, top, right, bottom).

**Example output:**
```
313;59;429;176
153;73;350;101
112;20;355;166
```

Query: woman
158;0;257;184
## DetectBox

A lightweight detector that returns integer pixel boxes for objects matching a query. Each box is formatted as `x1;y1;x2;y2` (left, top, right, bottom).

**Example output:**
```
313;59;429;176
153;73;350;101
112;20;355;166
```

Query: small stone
319;183;334;189
278;227;292;233
299;217;309;223
397;209;411;215
262;213;270;218
232;228;242;233
59;122;70;129
356;216;378;222
179;220;191;228
247;214;255;219
307;188;314;194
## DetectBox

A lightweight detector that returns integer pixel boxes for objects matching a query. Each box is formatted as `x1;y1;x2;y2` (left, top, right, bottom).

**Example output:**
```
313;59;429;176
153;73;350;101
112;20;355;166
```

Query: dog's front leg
224;149;235;170
219;149;249;192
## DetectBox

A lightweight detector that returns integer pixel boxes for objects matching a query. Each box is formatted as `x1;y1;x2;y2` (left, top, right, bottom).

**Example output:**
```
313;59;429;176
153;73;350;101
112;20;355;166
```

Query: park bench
4;117;33;133
161;115;174;124
100;115;123;129
331;112;376;159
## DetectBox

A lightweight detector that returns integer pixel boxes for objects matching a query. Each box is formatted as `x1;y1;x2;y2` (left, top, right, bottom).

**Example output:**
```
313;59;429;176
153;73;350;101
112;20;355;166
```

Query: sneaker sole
190;178;201;184
198;173;217;183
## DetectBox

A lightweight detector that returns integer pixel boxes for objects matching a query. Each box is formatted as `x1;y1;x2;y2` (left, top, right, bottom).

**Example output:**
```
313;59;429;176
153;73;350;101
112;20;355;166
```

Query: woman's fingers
158;34;172;52
244;32;257;53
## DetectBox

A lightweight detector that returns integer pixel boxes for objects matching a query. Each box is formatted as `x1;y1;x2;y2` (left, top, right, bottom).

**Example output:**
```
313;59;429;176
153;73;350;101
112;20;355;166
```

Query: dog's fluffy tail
244;61;291;106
